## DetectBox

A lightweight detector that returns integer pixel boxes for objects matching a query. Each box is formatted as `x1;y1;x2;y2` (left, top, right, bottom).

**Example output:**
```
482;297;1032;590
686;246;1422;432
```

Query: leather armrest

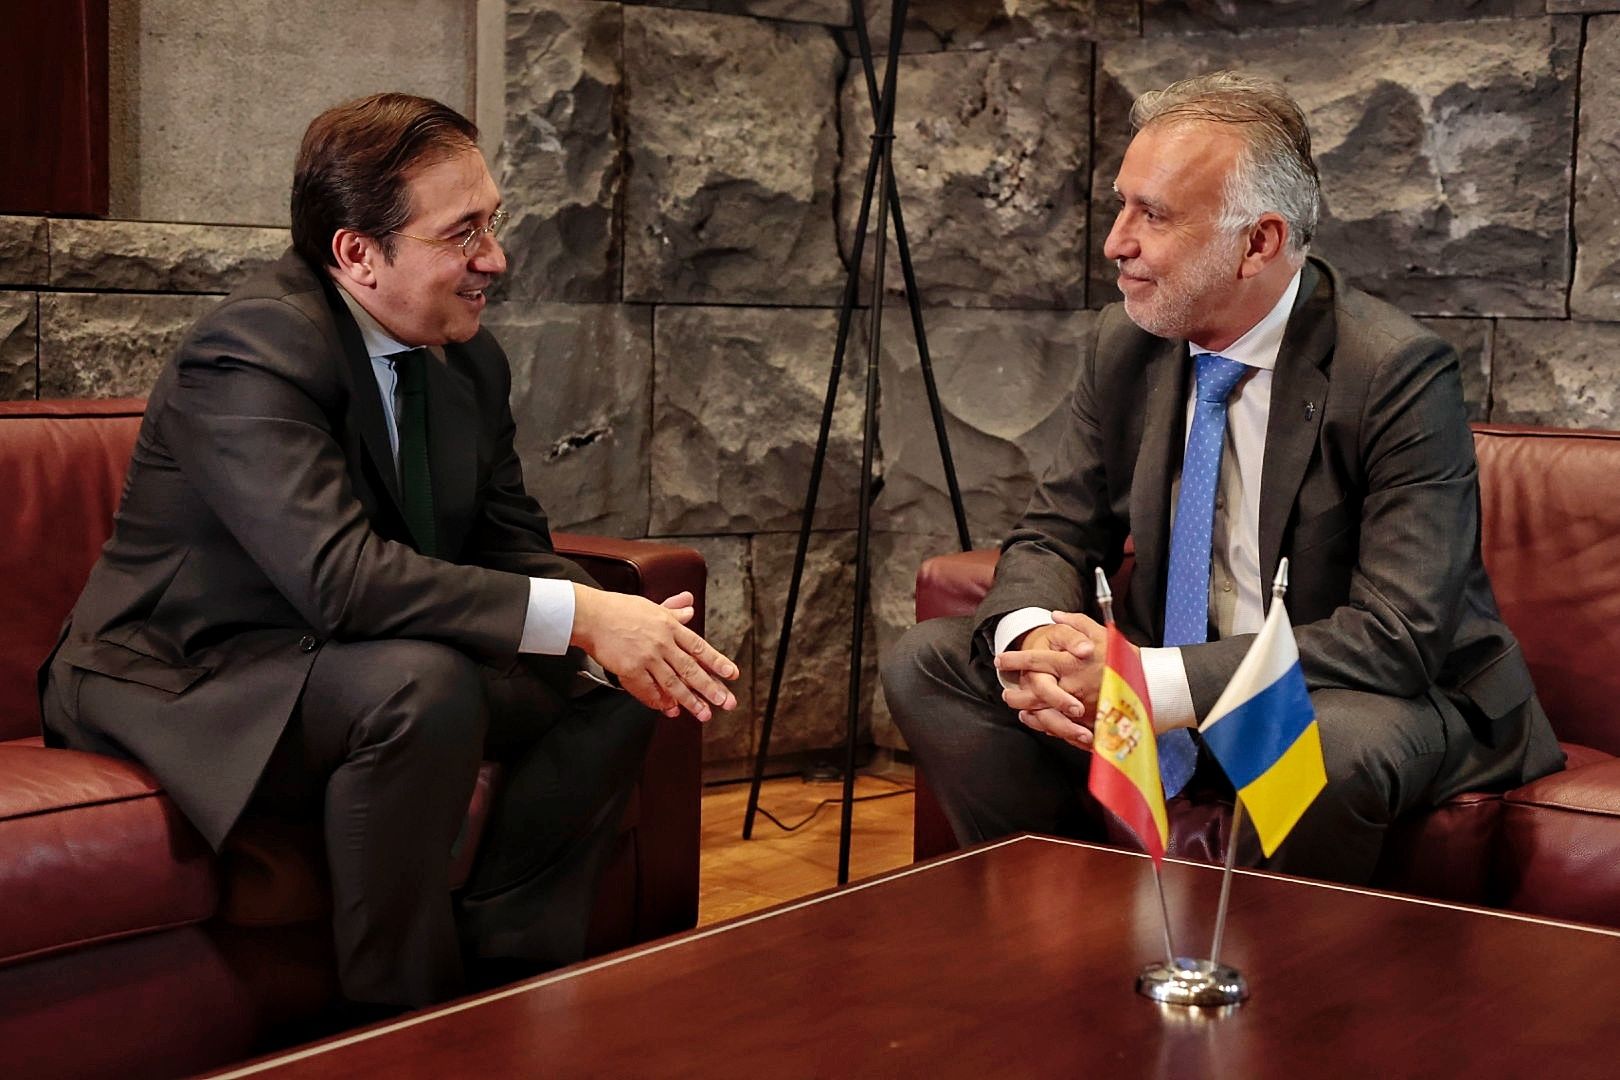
554;533;708;639
1506;757;1620;816
551;534;705;940
915;549;999;622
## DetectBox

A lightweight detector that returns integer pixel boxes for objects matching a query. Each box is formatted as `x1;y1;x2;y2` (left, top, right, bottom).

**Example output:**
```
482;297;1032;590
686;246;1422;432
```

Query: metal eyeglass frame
391;207;509;257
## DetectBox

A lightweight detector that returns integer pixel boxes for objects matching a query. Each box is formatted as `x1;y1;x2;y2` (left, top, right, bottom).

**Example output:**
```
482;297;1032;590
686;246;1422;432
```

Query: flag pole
1095;568;1178;967
1208;796;1244;967
1208;558;1288;965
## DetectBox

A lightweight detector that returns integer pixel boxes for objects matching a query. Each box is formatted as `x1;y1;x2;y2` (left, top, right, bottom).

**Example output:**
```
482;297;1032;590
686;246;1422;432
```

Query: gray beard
1117;238;1237;341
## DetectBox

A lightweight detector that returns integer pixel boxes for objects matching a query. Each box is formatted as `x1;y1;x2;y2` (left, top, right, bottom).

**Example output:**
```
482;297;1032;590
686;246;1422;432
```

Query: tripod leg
850;4;971;554
837;0;907;886
741;0;902;841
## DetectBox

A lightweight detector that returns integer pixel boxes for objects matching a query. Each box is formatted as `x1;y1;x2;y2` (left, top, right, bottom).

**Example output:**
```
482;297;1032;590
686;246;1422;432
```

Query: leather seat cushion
0;741;217;968
1498;748;1620;925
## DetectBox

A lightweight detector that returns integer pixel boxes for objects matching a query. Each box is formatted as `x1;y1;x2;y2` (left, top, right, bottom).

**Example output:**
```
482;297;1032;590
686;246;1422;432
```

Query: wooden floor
697;768;916;926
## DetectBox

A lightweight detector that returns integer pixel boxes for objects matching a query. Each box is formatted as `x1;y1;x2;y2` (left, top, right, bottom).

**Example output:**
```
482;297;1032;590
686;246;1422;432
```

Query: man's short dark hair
290;92;480;268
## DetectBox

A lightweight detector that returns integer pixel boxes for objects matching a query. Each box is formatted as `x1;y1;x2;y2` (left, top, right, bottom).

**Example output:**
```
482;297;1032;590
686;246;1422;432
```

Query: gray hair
1130;71;1321;258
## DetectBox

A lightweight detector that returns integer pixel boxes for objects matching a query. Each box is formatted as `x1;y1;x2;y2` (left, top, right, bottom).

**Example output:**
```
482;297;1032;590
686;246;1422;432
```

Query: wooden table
212;836;1620;1078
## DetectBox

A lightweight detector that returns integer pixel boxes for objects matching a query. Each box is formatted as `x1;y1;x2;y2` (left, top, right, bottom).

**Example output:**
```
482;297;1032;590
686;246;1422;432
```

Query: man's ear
330;229;380;288
1239;213;1288;279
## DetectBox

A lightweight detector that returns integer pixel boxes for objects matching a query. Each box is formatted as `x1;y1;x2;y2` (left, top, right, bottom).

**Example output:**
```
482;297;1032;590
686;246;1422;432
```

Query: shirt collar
1188;267;1303;373
333;278;412;361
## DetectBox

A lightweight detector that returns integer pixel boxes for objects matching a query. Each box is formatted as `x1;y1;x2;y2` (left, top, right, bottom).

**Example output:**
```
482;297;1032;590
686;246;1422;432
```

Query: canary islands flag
1197;588;1325;857
1087;624;1169;863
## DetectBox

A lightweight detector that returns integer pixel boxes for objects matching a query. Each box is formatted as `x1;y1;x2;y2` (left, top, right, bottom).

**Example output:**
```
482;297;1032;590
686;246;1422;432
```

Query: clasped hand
994;611;1109;751
572;586;738;721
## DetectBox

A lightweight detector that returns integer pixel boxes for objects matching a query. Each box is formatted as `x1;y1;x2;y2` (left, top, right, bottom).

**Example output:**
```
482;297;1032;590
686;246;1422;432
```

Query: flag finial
1272;557;1290;599
1094;566;1114;626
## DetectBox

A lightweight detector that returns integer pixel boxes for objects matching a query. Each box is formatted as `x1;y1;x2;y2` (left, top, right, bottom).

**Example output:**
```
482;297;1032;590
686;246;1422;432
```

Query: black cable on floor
752;785;915;834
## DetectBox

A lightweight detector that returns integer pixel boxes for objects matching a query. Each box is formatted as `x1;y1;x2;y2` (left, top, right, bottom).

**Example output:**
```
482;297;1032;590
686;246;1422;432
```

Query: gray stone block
838;39;1090;309
1093;18;1579;318
109;0;473;225
1421;318;1491;422
1549;2;1620;13
676;534;756;764
876;307;1095;542
38;293;217;399
50;220;288;294
1573;16;1620;319
0;218;48;288
496;0;623;304
650;305;866;535
1145;0;1544;34
848;0;1139;55
622;8;845;305
751;529;879;756
624;0;850;26
0;294;37;400
483;301;652;537
1492;320;1620;428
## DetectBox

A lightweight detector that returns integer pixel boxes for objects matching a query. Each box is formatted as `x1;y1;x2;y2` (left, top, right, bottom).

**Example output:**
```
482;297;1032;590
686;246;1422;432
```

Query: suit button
299;634;319;652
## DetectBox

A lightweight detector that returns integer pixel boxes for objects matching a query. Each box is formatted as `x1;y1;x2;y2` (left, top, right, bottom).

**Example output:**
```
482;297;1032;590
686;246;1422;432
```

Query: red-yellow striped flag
1087;624;1169;863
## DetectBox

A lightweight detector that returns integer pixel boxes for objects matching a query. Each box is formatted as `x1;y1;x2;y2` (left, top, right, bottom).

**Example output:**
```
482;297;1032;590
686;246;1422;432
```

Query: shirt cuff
518;577;575;655
992;607;1055;692
1139;647;1197;732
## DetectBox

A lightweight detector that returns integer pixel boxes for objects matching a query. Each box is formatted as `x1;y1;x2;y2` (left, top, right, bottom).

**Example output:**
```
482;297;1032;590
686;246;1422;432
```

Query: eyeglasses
391;207;510;257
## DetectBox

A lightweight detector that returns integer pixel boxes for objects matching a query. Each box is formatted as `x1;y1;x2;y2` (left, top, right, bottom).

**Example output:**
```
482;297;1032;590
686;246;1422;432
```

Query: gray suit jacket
974;258;1562;797
42;250;597;848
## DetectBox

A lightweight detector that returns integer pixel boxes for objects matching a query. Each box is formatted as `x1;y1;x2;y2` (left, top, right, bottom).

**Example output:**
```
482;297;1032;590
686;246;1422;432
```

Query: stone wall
7;0;1620;774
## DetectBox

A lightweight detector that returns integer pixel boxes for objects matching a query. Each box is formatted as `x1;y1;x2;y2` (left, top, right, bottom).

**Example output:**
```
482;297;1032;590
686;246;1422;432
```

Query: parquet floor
697;769;917;926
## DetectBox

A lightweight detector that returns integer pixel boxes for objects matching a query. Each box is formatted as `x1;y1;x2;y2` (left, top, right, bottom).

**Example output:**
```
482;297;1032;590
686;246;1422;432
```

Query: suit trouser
233;639;654;1008
881;616;1476;886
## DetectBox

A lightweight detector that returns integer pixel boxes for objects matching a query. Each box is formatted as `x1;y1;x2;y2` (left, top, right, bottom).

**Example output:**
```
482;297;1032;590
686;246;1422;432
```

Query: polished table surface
212;836;1620;1079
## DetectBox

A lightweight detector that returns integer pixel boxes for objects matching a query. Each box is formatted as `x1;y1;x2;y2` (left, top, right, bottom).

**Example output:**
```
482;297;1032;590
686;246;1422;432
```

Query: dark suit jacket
974;258;1563;798
42;250;597;848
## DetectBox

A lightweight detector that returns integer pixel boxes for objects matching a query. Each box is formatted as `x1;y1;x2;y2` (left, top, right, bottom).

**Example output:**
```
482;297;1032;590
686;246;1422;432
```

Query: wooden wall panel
0;0;109;216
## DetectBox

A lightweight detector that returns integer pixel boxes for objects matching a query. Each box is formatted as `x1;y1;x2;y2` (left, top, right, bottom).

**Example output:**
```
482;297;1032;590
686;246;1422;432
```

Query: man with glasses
39;93;738;1014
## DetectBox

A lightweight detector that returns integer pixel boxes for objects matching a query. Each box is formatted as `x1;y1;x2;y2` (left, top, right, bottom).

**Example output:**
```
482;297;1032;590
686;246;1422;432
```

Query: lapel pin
1304;400;1315;421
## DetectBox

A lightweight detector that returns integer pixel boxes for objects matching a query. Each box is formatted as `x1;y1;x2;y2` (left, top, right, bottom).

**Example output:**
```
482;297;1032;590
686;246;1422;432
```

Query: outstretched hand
994;610;1109;751
571;586;739;721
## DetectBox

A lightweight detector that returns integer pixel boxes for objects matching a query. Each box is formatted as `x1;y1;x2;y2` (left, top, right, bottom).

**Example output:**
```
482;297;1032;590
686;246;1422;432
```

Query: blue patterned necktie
1158;353;1249;796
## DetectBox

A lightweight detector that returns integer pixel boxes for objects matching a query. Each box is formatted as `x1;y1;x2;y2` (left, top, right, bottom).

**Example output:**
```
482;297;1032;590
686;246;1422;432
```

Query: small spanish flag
1087;624;1170;863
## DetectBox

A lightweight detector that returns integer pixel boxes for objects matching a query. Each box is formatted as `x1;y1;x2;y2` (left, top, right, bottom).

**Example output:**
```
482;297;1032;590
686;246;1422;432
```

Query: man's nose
1102;212;1134;261
471;234;507;276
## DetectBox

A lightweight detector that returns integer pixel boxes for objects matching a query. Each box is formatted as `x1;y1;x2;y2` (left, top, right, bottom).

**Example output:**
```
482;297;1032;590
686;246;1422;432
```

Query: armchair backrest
0;400;143;739
1474;424;1620;755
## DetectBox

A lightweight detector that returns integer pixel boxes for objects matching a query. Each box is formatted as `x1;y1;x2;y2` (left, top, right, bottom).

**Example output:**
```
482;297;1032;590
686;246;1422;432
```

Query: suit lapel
1129;335;1192;645
424;345;477;558
1258;259;1333;605
315;274;405;511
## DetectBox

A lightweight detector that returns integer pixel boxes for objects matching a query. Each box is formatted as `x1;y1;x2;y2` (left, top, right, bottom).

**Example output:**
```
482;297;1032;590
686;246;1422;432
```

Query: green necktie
393;349;438;557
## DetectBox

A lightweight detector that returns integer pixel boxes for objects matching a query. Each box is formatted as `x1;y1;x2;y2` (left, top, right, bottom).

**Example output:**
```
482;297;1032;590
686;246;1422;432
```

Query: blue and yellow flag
1197;592;1325;857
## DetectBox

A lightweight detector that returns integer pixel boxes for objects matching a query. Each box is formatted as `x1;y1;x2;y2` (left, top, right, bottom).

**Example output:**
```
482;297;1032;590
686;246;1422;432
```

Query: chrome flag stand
1132;560;1299;1009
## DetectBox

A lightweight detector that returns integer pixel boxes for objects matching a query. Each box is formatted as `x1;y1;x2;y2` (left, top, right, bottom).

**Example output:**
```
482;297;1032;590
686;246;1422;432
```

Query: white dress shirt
995;269;1304;728
334;283;574;656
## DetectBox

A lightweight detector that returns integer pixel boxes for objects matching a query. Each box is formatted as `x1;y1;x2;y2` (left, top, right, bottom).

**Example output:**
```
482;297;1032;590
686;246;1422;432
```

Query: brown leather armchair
0;399;704;1079
910;424;1620;929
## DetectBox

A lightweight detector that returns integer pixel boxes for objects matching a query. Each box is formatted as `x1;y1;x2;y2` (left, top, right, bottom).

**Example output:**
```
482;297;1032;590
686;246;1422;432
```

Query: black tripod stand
741;0;972;885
